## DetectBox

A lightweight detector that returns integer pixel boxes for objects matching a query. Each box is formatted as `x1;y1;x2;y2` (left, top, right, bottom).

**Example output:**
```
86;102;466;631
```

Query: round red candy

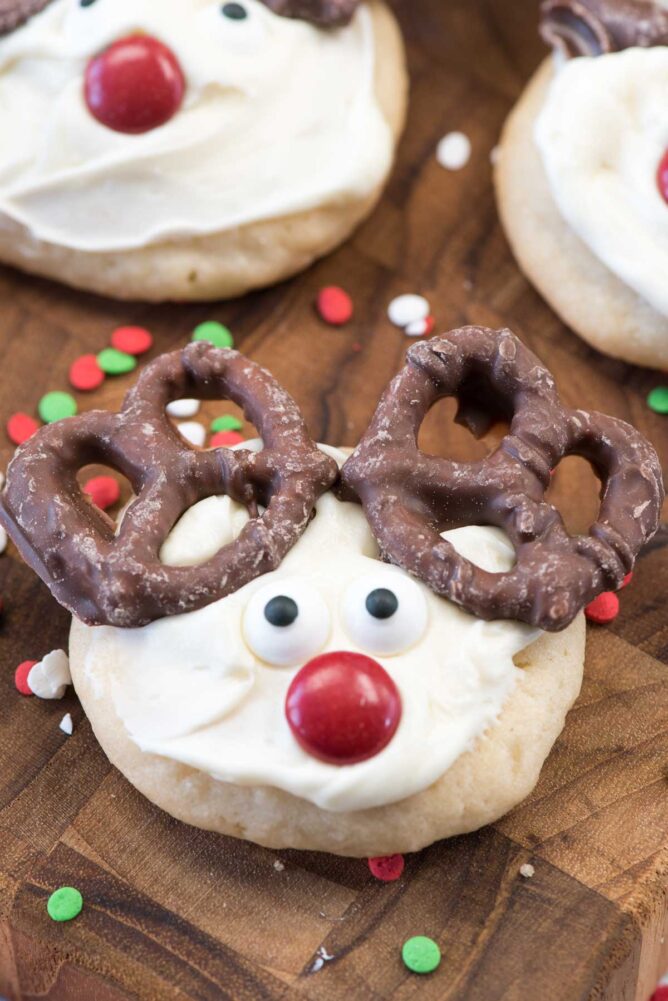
585;591;620;625
15;660;37;696
111;326;154;356
368;855;405;882
7;412;39;445
85;36;185;135
316;286;354;326
69;354;105;392
658;149;668;205
210;430;245;448
84;475;121;511
650;988;668;1001
285;652;401;765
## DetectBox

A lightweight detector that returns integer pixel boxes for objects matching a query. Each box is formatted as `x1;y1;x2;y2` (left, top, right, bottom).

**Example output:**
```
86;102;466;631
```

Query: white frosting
78;447;541;813
0;0;392;252
535;47;668;317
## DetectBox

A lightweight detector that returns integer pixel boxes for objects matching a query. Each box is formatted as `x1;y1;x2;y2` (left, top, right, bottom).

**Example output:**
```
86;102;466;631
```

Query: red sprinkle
111;326;154;355
620;572;633;589
84;475;121;511
210;430;245;448
7;412;39;445
15;660;37;696
650;988;668;1001
585;591;620;625
69;354;105;392
368;855;405;882
316;286;354;326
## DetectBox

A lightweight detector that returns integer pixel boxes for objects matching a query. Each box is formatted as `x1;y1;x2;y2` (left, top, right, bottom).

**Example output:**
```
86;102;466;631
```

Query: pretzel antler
340;327;664;632
0;344;338;628
259;0;360;26
540;0;668;56
0;0;53;35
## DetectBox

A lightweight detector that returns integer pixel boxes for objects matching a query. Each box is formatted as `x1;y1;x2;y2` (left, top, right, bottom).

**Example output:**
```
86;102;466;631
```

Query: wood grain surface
1;1;667;999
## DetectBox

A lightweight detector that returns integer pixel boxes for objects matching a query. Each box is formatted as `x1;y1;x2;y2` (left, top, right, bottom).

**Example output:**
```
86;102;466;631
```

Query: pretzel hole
159;495;255;568
418;396;511;463
546;455;602;535
165;400;257;448
76;465;132;524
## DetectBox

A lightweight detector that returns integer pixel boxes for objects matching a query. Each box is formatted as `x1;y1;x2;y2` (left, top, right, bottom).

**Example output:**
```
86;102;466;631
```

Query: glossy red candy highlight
85;36;185;135
285;651;401;765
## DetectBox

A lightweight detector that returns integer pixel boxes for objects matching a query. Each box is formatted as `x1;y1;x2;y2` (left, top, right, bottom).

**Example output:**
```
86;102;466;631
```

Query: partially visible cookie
496;7;668;370
0;0;407;302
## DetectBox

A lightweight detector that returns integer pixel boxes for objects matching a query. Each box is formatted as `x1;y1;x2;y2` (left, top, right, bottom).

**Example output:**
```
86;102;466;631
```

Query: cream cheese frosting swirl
0;0;392;252
76;448;541;814
535;47;668;317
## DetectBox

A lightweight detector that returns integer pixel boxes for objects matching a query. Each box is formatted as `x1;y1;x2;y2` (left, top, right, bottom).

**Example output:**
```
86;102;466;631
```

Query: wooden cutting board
1;1;667;999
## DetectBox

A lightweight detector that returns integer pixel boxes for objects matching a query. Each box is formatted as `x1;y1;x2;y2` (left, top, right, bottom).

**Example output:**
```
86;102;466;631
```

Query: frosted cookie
0;0;407;302
495;0;668;369
1;328;662;856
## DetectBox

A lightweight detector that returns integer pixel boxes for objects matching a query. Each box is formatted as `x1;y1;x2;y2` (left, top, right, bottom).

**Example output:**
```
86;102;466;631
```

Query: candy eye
243;580;330;666
342;571;428;656
221;2;248;18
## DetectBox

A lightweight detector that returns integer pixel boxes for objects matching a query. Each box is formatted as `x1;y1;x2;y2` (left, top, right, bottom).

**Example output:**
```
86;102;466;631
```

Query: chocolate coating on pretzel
0;343;338;628
0;0;53;35
540;0;668;56
260;0;360;26
340;327;664;632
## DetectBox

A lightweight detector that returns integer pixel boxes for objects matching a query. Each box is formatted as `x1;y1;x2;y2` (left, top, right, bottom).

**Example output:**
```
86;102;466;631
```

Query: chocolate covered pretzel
540;0;668;57
0;0;52;34
340;327;664;632
0;343;338;628
260;0;360;25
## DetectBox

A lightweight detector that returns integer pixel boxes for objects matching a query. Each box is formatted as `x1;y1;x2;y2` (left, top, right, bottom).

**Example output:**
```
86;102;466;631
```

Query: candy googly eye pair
243;571;428;666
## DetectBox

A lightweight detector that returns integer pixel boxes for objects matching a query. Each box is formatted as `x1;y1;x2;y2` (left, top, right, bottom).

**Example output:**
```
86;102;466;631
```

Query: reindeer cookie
1;329;663;856
0;0;406;302
495;0;668;369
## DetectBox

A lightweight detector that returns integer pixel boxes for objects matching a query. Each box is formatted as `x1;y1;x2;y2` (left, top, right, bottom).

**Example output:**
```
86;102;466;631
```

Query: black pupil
264;596;298;628
222;2;248;18
366;588;399;620
80;0;97;7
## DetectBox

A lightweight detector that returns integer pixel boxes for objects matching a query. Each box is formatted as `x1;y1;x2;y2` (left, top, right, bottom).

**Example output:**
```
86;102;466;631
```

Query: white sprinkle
273;860;285;872
436;131;472;171
309;947;334;973
167;398;201;419
520;863;535;879
490;145;500;165
388;294;430;329
405;317;430;338
0;524;6;554
59;713;73;736
178;421;206;448
27;650;71;700
0;470;5;488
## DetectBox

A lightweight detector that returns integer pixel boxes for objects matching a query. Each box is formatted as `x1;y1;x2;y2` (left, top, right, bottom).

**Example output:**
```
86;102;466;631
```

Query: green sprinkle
192;321;234;349
47;886;83;922
97;348;138;376
38;391;77;424
211;415;243;433
647;386;668;415
401;936;441;975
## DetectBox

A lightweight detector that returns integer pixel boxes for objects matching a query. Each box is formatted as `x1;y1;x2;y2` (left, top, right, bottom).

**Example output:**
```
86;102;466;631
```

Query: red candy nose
659;149;668;206
285;652;401;765
85;35;185;135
